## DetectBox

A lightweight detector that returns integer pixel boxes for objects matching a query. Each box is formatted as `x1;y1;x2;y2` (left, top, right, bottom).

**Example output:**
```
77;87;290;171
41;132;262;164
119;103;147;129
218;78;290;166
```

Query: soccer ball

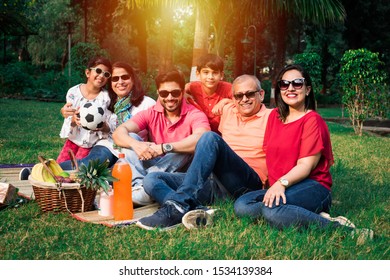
79;102;105;130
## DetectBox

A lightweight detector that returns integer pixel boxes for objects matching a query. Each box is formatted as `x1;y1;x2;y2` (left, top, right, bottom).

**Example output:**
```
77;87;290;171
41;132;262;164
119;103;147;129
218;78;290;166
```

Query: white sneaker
320;212;356;228
182;208;218;230
132;185;154;206
19;167;31;180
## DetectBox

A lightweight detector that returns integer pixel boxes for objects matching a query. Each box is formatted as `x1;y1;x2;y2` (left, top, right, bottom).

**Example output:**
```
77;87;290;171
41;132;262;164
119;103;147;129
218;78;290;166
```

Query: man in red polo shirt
113;70;210;206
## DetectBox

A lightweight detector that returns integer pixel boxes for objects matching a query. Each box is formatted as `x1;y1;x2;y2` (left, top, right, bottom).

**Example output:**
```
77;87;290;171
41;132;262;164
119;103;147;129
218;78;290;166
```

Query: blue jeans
143;172;221;208
144;132;263;212
60;133;191;188
121;133;193;187
234;179;336;229
59;145;118;170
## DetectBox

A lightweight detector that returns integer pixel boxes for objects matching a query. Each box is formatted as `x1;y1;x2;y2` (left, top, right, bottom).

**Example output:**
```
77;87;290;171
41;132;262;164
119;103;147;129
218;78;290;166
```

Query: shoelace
156;204;174;218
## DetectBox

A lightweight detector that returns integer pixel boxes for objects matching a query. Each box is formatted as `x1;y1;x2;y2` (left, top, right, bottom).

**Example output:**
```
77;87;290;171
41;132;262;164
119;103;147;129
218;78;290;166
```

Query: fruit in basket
77;159;117;193
31;159;76;183
46;159;65;176
31;163;55;183
59;171;70;178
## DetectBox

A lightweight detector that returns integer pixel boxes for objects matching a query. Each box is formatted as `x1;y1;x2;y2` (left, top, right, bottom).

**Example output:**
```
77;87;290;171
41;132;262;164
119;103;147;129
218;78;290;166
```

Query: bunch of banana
31;163;55;183
31;159;74;183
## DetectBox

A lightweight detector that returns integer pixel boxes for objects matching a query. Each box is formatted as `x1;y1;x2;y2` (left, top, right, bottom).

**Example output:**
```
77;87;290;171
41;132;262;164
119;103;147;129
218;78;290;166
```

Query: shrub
28;71;72;101
339;48;389;136
0;62;35;97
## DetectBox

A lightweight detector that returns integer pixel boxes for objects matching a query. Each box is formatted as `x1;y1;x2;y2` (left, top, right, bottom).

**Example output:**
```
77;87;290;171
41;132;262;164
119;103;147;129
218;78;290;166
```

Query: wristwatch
162;143;174;154
279;178;289;188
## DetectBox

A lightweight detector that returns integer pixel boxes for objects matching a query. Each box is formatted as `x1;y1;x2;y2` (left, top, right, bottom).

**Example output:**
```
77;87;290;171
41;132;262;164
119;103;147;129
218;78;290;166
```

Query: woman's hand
263;181;286;208
262;154;322;207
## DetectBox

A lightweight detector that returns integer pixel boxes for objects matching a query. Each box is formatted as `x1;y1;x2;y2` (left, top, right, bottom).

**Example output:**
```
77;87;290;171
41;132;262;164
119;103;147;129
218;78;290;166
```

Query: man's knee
143;172;160;192
197;131;221;147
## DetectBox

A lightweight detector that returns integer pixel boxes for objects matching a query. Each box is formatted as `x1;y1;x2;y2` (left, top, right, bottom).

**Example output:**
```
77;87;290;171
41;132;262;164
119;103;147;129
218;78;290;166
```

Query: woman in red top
234;65;373;240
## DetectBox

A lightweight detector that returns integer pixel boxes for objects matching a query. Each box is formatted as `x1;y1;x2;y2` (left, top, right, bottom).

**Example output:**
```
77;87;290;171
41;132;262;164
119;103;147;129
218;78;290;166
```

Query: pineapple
76;159;118;193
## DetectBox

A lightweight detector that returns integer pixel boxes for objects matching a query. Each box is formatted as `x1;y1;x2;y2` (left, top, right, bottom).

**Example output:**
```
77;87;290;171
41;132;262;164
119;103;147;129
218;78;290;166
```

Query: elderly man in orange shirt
136;75;272;230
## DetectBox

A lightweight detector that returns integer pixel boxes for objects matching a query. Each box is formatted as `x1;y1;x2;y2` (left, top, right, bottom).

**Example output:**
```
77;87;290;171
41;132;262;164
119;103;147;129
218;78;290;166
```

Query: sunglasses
111;74;131;82
158;89;182;98
233;90;258;101
90;67;111;79
278;78;305;90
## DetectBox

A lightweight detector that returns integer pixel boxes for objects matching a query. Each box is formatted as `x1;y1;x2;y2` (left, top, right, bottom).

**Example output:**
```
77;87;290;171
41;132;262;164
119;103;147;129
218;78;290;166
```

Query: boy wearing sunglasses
113;70;210;206
185;54;232;134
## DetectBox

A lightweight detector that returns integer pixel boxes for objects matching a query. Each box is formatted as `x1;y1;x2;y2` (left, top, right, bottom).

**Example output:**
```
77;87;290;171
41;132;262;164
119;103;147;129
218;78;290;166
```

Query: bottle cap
118;153;125;158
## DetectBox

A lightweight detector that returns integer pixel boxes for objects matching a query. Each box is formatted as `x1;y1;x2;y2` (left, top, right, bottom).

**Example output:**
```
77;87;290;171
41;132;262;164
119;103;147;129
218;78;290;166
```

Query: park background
0;0;389;262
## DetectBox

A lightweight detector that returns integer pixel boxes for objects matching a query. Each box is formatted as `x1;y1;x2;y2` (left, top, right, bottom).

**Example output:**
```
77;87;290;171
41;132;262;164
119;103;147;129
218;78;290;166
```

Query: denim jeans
234;179;336;229
59;145;118;170
143;172;221;208
121;133;193;187
59;133;192;188
144;131;263;212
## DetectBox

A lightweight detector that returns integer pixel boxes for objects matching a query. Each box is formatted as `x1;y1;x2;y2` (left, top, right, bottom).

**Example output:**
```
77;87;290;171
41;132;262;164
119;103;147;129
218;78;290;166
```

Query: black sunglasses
233;90;258;101
278;78;305;90
90;67;111;79
158;89;182;98
111;74;131;82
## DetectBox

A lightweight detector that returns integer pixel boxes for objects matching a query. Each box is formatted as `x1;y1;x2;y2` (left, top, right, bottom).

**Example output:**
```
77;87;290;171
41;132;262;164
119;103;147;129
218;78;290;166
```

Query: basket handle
67;149;79;171
38;155;59;183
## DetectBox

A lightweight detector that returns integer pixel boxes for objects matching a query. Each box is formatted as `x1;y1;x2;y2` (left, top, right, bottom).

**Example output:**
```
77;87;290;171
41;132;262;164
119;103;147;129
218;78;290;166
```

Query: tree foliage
293;52;322;97
339;48;389;135
26;0;76;68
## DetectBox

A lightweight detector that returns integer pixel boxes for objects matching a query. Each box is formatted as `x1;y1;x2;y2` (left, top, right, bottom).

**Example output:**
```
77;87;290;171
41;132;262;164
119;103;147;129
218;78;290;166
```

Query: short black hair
155;69;186;90
86;56;111;71
196;53;224;72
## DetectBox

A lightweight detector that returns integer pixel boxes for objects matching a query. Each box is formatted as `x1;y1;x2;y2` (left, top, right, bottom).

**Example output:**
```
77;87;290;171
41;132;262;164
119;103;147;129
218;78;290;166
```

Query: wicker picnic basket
30;177;96;213
29;153;96;213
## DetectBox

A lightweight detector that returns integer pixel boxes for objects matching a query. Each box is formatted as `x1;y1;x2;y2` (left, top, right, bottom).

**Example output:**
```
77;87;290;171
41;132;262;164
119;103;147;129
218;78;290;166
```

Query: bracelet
161;143;166;155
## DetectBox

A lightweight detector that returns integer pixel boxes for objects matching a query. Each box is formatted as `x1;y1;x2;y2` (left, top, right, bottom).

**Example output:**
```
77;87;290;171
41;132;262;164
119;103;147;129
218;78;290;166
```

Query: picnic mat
0;167;35;200
72;203;159;227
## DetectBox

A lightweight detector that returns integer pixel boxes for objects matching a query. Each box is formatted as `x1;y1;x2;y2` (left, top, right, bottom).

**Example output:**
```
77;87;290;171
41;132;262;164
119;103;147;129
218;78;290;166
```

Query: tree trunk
270;14;288;108
190;6;209;81
158;7;174;74
133;10;147;73
83;0;87;42
234;27;244;78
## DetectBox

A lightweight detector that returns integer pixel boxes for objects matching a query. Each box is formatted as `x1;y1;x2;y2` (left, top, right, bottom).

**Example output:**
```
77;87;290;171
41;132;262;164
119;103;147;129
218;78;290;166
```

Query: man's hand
149;143;165;157
133;141;159;161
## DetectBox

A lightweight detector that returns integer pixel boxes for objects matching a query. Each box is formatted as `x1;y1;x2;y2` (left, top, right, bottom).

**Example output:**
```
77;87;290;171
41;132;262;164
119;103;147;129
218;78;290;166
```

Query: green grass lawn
317;106;349;118
0;99;389;260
